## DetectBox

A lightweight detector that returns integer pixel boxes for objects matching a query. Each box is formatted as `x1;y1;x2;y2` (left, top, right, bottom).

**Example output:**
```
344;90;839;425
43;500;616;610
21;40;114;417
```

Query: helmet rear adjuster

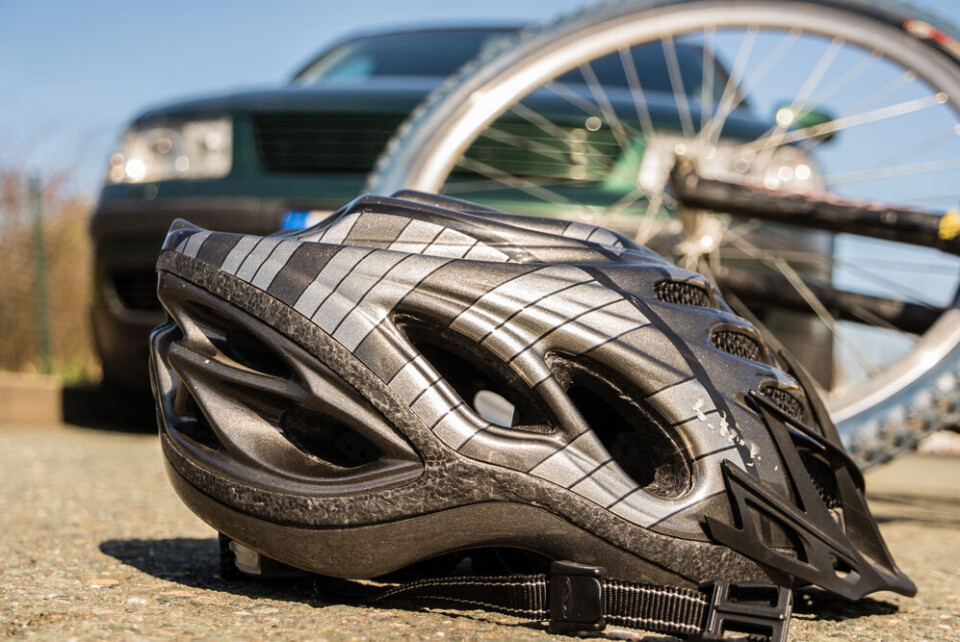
219;534;310;581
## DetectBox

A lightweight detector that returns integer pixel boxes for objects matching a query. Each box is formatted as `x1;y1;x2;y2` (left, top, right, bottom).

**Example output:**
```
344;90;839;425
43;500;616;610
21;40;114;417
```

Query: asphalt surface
1;422;958;641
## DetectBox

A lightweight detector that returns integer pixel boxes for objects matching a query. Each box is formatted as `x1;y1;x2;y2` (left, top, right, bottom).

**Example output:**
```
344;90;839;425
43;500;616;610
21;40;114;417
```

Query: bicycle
365;0;960;468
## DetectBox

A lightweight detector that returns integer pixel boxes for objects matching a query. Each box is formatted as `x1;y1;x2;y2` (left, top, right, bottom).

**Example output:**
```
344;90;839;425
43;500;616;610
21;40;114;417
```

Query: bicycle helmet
149;191;914;621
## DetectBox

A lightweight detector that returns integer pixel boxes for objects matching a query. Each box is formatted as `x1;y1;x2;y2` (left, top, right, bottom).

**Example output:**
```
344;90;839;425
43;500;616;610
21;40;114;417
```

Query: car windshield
292;29;517;84
294;30;738;107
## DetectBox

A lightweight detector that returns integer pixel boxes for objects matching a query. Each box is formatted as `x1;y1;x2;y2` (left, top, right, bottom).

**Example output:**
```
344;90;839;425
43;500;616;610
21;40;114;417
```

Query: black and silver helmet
150;191;913;634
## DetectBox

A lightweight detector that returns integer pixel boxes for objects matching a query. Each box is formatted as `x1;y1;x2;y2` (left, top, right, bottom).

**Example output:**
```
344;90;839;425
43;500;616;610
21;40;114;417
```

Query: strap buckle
696;581;792;642
548;560;607;634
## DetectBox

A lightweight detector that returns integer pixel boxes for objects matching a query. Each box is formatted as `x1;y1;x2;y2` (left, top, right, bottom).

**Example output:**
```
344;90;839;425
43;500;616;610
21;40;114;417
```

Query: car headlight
106;117;232;184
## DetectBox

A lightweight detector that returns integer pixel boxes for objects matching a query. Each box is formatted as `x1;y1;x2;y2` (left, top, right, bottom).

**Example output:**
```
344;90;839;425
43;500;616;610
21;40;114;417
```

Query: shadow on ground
62;384;156;433
99;536;902;637
792;588;898;621
99;537;547;634
100;537;318;602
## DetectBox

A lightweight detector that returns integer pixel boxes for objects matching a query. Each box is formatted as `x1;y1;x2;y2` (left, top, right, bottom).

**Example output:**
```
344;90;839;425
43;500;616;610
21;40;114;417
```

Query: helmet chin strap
302;560;792;641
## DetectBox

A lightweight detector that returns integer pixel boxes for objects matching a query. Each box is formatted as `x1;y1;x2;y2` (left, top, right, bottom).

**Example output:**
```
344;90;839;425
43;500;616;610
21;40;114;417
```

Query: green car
91;26;520;388
91;24;802;389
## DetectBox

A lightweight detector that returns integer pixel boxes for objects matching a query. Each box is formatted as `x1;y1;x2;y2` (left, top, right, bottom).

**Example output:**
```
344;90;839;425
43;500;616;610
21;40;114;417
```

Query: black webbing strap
601;577;709;635
313;561;792;641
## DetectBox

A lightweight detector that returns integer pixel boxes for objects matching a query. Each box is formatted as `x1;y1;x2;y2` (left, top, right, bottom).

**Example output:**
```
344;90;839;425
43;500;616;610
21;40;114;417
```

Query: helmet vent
779;413;843;512
559;359;691;499
749;505;806;562
472;390;517;428
654;280;711;307
759;385;805;423
399;318;555;434
222;325;292;380
280;407;381;468
711;330;763;362
172;390;222;451
831;555;855;580
184;301;293;380
799;451;842;510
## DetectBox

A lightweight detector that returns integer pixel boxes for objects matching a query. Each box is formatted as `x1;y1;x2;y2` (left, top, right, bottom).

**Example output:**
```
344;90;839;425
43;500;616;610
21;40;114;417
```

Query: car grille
111;269;162;312
253;113;628;181
253;113;407;174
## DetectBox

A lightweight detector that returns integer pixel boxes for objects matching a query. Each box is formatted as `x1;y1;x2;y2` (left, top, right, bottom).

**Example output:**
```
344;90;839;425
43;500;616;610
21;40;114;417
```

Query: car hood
132;78;445;124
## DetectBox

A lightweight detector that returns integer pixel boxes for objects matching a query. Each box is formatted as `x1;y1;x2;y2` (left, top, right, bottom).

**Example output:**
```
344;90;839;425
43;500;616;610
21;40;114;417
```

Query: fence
0;168;99;382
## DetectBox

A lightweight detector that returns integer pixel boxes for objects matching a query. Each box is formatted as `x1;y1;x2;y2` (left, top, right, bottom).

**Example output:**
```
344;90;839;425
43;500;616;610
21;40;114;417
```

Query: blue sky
0;0;582;193
2;0;960;195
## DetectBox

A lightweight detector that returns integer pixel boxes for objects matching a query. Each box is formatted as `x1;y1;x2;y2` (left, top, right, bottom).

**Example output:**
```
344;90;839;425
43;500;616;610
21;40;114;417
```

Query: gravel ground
1;422;958;641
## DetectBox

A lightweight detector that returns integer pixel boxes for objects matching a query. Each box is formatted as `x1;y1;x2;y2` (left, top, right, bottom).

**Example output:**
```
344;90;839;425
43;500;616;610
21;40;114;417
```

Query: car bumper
91;194;342;387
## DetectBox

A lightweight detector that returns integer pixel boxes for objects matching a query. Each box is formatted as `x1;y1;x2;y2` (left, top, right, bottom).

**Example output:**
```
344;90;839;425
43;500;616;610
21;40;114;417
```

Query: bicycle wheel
366;0;960;467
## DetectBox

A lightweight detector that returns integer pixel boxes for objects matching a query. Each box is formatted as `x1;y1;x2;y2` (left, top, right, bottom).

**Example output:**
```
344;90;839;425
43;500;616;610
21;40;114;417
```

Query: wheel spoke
716;266;938;335
825;155;960;186
700;27;716;131
795;70;925;158
727;233;880;376
455;156;575;205
836;256;960;274
845;304;920;337
634;190;666;245
852;69;917;114
700;26;758;148
731;233;949;309
442;176;586;195
481;125;599;167
701;29;800;148
838;262;944;309
662;35;695;138
745;93;949;151
619;47;657;142
606;185;650;217
752;38;844;166
895;195;960;206
508;102;613;164
784;52;884;157
717;218;764;248
851;127;960;182
545;81;643;140
578;61;642;165
805;51;882;114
